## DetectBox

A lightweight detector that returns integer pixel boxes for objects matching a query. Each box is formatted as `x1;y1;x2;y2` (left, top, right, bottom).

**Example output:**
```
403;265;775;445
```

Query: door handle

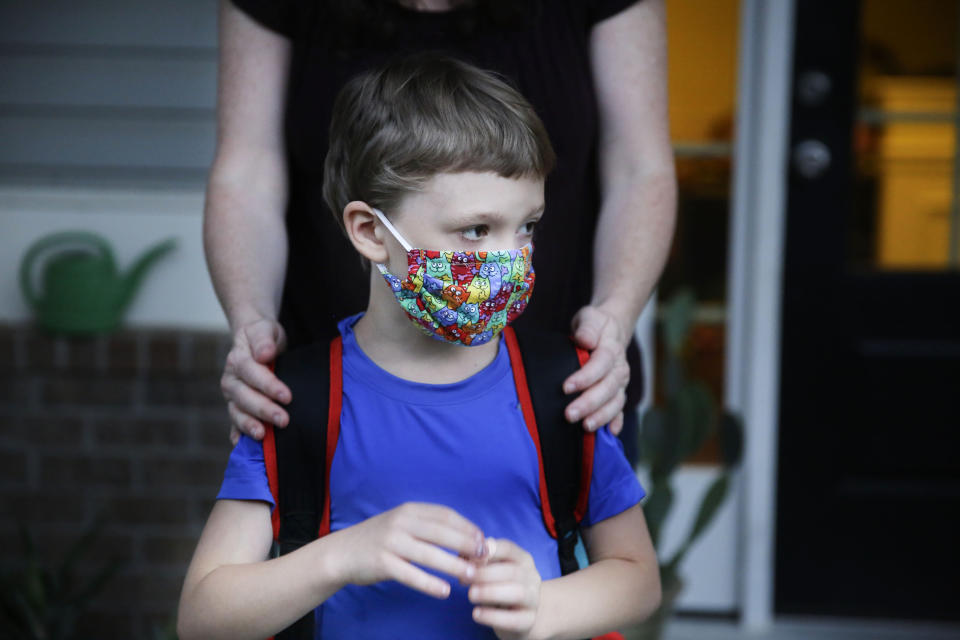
793;139;832;179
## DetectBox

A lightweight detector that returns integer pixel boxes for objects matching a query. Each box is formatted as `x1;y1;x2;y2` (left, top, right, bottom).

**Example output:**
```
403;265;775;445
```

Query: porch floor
662;615;960;639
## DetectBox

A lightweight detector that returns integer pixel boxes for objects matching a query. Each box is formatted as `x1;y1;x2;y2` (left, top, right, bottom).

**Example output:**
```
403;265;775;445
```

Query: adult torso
278;0;603;348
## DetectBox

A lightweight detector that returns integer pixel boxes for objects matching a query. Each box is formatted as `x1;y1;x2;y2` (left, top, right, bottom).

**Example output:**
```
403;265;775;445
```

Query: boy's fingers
482;538;528;565
382;554;451;600
411;520;486;560
406;503;485;552
468;582;527;607
401;538;477;583
472;561;520;584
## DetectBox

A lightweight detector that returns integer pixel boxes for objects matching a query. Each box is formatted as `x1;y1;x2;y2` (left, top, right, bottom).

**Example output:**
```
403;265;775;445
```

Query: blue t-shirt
217;313;644;639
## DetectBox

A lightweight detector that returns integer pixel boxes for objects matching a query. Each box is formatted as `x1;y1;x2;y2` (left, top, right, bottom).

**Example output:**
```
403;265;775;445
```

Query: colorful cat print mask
372;207;535;347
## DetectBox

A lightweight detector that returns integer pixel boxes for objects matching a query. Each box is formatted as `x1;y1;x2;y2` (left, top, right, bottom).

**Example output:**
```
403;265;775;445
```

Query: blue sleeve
216;434;276;512
581;425;645;527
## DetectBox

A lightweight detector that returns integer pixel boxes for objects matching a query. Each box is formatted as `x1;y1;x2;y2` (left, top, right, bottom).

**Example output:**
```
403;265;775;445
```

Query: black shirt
228;0;645;407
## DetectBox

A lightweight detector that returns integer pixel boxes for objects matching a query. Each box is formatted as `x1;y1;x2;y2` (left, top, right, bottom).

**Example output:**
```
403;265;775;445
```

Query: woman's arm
208;0;294;442
564;0;677;433
532;504;661;640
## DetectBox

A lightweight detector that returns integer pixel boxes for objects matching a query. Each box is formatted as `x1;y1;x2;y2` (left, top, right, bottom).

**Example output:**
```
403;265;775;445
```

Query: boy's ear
342;201;389;264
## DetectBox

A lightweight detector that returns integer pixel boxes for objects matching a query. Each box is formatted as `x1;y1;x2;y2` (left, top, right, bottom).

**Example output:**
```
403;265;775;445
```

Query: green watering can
19;230;177;335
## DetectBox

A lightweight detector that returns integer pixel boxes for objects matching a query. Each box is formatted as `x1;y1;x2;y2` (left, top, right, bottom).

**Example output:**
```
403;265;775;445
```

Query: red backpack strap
263;371;282;540
573;344;594;524
263;337;340;640
318;336;343;537
503;326;558;538
504;326;597;577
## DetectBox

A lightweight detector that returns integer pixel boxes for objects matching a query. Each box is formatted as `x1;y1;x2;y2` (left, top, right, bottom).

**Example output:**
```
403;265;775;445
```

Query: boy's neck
352;281;500;384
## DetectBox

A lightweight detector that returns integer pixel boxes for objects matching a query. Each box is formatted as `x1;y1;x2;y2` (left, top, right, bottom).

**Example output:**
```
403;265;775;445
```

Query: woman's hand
328;502;487;599
220;316;291;444
468;538;544;640
564;304;631;435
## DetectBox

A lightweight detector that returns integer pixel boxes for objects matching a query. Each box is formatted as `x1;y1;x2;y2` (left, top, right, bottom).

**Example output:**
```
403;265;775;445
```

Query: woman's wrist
228;303;278;333
586;299;635;349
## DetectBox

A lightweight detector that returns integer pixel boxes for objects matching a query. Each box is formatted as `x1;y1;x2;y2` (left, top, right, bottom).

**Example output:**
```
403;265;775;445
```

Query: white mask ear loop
371;207;413;253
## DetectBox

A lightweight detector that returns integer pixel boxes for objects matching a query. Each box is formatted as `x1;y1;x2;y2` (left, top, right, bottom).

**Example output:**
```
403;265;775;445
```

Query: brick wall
0;322;235;637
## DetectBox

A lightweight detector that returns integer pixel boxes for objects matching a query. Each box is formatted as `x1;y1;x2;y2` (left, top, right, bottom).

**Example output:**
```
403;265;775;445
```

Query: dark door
776;0;960;621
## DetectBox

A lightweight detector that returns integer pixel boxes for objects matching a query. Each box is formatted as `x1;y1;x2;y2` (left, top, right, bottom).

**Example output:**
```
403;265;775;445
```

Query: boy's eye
521;220;538;235
462;225;489;241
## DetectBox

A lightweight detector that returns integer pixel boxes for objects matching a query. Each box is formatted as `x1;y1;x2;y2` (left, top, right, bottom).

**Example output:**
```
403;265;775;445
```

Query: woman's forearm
590;167;677;338
203;159;289;332
178;534;345;640
532;556;662;640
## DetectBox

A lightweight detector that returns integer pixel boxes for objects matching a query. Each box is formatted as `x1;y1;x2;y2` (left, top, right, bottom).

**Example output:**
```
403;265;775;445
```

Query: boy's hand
469;538;543;640
330;502;486;600
565;305;631;435
220;317;291;444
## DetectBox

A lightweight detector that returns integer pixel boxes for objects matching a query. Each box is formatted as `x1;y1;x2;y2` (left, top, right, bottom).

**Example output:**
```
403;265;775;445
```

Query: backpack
263;325;624;640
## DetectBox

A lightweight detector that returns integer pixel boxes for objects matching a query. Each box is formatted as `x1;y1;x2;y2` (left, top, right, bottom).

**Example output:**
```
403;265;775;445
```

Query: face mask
372;207;535;346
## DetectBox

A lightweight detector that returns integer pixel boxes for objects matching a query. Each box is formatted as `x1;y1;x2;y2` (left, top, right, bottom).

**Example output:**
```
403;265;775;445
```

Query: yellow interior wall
666;0;740;142
861;0;957;75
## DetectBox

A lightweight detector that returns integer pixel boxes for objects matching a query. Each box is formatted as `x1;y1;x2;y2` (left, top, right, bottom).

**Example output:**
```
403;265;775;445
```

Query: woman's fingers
226;371;289;428
570;305;605;350
565;304;629;402
608;409;625;436
582;386;628;433
227;400;267;440
564;340;617;396
243;318;287;363
220;318;291;443
236;354;291;406
565;359;629;429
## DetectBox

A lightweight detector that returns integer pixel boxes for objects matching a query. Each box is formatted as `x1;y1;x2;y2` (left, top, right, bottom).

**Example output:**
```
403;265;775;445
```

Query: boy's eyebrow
450;205;545;225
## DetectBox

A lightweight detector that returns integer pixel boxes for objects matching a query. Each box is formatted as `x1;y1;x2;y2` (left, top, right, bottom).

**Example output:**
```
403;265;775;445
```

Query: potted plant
0;512;126;639
627;288;744;640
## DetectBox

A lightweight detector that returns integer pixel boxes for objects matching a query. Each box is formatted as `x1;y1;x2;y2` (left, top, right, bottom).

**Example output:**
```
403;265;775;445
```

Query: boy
178;53;660;640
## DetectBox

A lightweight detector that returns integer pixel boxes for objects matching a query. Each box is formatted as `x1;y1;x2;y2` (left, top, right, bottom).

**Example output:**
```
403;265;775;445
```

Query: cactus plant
628;287;744;640
0;512;126;640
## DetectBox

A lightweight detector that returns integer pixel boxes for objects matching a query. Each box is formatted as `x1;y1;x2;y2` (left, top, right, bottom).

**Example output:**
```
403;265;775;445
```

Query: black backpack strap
505;327;595;577
263;338;339;640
